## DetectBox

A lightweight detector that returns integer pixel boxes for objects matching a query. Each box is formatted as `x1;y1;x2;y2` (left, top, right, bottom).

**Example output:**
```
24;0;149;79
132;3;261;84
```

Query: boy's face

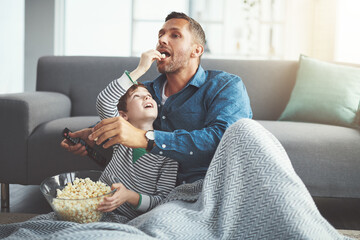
124;87;158;124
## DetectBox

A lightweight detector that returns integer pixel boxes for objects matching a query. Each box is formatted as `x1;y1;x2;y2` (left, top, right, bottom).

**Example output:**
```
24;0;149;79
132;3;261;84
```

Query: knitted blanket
0;119;351;240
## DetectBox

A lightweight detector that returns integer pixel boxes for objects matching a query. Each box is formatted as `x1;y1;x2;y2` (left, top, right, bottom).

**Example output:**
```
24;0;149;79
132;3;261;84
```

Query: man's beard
157;53;189;74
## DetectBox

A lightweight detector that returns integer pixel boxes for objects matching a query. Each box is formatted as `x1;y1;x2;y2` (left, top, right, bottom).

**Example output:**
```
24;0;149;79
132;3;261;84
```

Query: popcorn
161;53;166;59
53;177;112;223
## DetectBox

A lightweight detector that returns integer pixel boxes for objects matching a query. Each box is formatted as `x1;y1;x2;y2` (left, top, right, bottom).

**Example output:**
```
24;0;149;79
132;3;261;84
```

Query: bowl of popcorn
40;170;115;223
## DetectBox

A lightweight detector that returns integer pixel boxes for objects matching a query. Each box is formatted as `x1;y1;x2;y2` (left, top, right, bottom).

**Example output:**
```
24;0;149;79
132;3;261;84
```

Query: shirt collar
188;65;206;88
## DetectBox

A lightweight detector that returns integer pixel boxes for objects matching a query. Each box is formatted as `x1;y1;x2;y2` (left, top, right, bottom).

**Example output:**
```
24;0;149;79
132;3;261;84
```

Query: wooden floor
1;184;360;230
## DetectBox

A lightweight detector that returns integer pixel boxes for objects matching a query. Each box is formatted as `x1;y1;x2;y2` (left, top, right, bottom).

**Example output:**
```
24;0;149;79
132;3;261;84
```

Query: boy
97;68;178;220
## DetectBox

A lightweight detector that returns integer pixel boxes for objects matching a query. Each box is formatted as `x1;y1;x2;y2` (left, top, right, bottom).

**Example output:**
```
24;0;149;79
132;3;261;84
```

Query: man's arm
150;76;252;165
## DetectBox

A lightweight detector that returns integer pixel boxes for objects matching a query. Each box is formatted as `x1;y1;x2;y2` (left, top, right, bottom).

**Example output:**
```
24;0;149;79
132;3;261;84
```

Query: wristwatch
145;130;155;152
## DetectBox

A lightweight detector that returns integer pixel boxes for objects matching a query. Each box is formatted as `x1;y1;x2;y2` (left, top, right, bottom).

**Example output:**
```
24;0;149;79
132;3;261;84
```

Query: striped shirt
97;73;178;220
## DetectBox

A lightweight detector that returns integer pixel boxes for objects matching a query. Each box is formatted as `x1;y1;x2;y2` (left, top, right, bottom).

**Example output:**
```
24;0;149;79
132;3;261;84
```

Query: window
132;0;188;56
190;0;225;56
58;0;287;59
63;0;132;56
335;0;360;64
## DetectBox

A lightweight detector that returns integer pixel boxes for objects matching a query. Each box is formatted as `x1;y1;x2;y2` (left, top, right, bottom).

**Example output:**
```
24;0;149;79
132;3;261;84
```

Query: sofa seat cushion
28;116;103;184
258;120;360;198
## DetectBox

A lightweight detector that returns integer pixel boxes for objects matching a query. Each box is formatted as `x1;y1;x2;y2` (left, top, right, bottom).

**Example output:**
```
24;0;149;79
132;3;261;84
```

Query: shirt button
159;151;163;155
190;151;193;155
158;104;161;107
162;144;166;148
162;116;166;119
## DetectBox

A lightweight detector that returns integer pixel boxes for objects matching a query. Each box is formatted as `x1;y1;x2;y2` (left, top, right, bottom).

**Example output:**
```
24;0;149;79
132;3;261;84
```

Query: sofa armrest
0;91;71;184
0;91;71;134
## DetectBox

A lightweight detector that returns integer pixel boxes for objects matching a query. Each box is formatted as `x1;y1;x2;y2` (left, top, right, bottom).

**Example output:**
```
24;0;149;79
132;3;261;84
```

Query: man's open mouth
158;48;171;60
161;52;171;57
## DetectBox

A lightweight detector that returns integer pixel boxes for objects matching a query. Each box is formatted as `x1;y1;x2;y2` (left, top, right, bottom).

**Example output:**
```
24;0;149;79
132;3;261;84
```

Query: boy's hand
130;49;163;81
97;183;130;212
60;128;94;156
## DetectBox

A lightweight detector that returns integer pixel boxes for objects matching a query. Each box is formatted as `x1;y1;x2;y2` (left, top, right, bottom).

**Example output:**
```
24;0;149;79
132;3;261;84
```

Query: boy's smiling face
123;86;158;125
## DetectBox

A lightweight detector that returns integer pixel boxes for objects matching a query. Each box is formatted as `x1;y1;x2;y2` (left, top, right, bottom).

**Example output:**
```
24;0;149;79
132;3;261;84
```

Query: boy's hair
117;83;147;112
165;11;206;47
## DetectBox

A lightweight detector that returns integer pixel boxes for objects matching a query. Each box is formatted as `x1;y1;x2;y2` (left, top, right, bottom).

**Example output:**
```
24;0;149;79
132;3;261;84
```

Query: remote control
62;128;109;167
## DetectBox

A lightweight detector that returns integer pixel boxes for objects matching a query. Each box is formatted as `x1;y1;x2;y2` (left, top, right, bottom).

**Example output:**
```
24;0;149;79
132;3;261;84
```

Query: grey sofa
1;56;359;210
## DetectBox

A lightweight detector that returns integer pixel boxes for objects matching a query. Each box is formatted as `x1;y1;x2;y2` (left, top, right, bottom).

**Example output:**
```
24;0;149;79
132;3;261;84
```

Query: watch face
146;131;155;140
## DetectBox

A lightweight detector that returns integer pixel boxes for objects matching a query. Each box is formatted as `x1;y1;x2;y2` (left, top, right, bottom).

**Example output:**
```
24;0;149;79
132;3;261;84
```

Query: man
61;12;252;185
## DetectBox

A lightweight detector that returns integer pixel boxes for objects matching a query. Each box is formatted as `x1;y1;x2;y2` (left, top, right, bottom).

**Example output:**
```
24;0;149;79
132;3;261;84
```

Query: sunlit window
60;0;286;59
64;0;131;56
58;0;360;64
335;0;360;64
132;0;188;55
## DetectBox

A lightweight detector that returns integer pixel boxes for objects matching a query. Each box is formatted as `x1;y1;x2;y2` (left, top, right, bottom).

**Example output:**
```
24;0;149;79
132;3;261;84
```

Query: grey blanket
0;119;351;239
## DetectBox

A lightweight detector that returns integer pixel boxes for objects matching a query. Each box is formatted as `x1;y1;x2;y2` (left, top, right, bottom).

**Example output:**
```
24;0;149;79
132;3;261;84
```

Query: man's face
156;18;196;74
125;87;158;124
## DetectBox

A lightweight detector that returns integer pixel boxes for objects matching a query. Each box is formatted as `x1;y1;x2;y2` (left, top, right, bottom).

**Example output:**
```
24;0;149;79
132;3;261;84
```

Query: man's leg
203;119;344;239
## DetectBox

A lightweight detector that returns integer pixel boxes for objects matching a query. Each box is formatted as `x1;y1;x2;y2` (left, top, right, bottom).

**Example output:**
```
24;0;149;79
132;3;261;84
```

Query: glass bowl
40;170;116;223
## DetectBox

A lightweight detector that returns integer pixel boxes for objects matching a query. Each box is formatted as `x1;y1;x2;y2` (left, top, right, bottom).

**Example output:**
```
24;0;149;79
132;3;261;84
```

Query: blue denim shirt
144;65;252;185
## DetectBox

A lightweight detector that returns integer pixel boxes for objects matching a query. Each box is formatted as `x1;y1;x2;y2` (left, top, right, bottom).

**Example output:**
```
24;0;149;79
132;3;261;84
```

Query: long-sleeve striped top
97;73;178;220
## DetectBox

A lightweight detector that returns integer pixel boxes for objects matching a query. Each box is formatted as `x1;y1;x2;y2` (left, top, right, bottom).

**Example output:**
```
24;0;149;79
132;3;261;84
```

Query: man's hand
130;49;163;81
88;116;148;149
60;128;94;156
98;183;140;212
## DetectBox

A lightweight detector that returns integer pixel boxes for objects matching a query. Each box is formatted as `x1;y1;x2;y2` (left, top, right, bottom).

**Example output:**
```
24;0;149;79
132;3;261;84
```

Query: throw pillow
279;55;360;128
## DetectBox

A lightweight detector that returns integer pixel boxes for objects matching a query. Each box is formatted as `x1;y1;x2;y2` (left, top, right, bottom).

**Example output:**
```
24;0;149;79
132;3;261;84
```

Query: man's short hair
165;11;206;47
117;83;147;112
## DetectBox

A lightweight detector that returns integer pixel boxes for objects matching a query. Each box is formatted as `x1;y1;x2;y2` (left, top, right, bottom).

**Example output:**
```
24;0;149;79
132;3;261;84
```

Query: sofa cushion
279;55;360;128
201;59;298;120
28;116;103;184
258;120;360;199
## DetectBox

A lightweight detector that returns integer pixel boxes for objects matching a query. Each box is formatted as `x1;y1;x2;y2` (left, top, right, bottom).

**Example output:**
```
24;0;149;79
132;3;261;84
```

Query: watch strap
145;130;155;152
146;139;155;152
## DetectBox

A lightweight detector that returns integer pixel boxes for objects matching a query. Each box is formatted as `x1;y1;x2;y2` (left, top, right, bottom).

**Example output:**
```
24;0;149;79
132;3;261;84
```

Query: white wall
0;0;24;94
24;0;55;92
283;0;337;61
63;0;132;56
